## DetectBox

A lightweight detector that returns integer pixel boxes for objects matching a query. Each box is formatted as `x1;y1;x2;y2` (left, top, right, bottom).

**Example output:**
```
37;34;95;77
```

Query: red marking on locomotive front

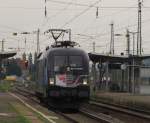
59;74;66;81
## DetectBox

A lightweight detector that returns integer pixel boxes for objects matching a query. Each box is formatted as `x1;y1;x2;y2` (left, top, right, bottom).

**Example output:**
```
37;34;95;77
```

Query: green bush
0;81;12;92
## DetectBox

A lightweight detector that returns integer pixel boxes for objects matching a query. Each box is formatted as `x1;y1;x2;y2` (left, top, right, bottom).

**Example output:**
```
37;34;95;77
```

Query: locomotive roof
37;47;88;60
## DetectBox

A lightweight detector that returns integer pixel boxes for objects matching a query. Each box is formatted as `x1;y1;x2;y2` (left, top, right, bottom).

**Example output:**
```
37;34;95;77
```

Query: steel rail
79;107;123;123
90;99;150;120
14;86;79;123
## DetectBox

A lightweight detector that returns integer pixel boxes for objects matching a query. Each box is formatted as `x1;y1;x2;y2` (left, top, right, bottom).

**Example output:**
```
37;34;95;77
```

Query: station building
89;52;150;94
0;51;16;79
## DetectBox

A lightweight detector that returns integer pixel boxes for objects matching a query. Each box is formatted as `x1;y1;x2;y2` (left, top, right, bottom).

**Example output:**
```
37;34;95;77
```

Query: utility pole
132;32;136;56
130;31;136;93
45;0;47;17
25;37;27;53
131;31;137;93
137;0;142;55
37;28;40;54
69;29;71;41
128;31;138;93
126;29;131;92
17;40;20;51
1;39;5;52
110;22;114;55
126;29;130;56
129;32;138;55
93;42;95;52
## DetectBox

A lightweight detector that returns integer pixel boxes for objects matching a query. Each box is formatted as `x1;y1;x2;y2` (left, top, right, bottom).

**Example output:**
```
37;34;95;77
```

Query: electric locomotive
35;29;90;108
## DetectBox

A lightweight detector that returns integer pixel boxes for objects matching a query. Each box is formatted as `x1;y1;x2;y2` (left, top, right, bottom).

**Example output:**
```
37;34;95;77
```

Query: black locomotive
35;29;90;109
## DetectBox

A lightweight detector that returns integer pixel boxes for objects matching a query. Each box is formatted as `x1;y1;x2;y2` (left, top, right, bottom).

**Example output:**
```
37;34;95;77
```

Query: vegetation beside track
0;99;31;123
8;103;31;123
0;90;49;123
0;80;14;92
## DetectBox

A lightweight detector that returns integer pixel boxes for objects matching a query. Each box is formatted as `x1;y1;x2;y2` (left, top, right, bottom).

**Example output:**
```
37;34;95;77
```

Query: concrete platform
0;92;44;123
0;92;72;123
91;92;150;112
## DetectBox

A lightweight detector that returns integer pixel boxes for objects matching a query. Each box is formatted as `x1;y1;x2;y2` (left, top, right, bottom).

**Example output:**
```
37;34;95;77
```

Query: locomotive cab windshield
50;49;89;87
54;55;83;73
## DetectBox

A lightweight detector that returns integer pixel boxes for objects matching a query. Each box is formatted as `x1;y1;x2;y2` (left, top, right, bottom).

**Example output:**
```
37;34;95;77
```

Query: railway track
13;85;150;123
54;111;79;123
15;84;150;123
12;86;106;123
15;86;124;123
79;108;122;123
90;99;150;120
13;86;80;123
83;99;150;123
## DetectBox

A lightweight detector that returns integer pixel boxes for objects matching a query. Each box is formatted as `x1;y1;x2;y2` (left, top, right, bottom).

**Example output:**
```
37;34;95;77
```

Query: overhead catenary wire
93;12;150;38
40;0;74;29
1;0;150;55
61;0;101;28
52;1;142;39
75;17;150;52
0;24;24;32
47;0;99;8
41;2;135;31
1;5;150;10
79;2;140;35
89;18;150;39
46;0;150;31
47;0;150;9
43;0;150;31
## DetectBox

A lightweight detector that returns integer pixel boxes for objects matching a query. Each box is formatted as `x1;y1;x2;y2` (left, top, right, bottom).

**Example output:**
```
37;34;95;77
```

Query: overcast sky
0;0;150;57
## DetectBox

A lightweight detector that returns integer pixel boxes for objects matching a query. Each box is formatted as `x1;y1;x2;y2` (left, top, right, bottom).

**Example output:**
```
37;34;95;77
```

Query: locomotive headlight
49;78;54;85
83;79;88;85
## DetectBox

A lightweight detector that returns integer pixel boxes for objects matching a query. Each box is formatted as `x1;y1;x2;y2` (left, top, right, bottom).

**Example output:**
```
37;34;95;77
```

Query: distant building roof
88;52;150;63
0;51;17;60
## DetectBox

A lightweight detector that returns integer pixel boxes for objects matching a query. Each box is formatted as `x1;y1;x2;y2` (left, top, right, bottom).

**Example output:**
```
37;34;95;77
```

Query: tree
22;52;26;61
28;53;33;73
6;61;22;76
28;53;33;65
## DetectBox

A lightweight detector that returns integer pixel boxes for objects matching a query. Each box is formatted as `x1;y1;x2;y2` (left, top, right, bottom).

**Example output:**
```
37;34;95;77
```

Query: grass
0;80;13;92
0;117;30;123
10;103;31;123
0;103;31;123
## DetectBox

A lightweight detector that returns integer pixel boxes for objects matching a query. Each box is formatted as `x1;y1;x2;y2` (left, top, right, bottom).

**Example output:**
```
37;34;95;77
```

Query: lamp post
129;32;138;55
129;31;138;93
114;33;127;92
